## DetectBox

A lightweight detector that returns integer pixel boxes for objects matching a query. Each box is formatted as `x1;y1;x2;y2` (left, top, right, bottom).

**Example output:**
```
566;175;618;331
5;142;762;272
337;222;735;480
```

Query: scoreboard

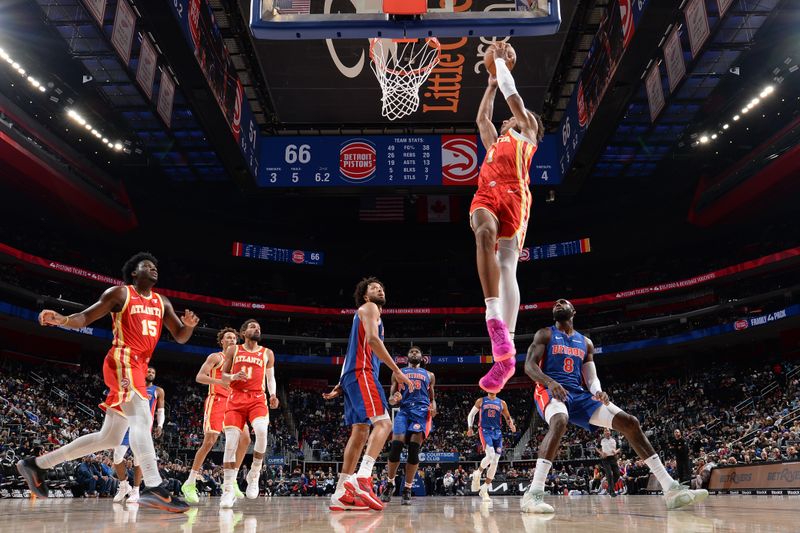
257;134;561;188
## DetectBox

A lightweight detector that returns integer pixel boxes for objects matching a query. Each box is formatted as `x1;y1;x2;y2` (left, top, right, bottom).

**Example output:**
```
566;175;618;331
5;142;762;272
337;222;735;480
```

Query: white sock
250;458;263;476
404;482;413;489
223;468;236;491
335;473;349;494
530;458;552;493
186;470;198;485
485;297;502;321
356;455;376;478
644;454;675;492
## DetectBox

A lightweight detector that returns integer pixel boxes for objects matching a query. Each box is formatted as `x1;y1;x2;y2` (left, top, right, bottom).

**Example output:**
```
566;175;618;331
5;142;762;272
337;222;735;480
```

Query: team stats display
232;242;324;266
257;134;561;188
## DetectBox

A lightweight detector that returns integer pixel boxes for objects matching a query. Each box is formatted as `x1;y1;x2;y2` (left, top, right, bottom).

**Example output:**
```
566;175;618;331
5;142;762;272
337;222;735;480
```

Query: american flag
275;0;311;14
359;196;405;222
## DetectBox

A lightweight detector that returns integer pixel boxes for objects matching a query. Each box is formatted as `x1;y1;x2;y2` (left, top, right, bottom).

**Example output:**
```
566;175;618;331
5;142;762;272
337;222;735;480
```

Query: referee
596;428;621;497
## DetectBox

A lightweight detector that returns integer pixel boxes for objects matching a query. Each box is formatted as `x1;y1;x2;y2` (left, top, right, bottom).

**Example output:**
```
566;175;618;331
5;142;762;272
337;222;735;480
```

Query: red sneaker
329;489;368;511
344;476;384;511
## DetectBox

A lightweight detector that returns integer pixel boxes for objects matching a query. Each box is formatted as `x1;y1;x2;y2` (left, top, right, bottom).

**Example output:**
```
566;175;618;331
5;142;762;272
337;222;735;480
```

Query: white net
369;38;441;121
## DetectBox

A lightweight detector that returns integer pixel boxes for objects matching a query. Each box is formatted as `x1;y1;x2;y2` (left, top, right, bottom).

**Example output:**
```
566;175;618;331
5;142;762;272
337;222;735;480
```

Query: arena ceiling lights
66;109;125;152
0;47;47;93
693;84;775;147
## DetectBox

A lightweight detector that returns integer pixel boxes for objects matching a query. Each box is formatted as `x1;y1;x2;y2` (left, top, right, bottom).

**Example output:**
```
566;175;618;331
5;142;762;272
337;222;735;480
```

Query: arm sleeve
582;361;602;395
156;408;165;428
495;58;518;100
467;406;479;428
266;366;277;397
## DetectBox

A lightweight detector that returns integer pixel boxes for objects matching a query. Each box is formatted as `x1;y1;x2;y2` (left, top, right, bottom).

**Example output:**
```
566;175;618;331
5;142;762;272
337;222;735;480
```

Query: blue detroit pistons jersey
541;326;588;390
146;384;157;416
340;312;384;383
480;397;503;430
399;367;430;407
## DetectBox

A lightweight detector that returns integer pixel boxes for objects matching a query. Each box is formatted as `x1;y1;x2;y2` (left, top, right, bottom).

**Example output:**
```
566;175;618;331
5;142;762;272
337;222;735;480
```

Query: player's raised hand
395;370;413;390
269;395;280;409
322;383;342;400
181;309;200;328
547;380;568;402
39;309;66;327
593;391;610;405
467;428;474;437
389;392;402;405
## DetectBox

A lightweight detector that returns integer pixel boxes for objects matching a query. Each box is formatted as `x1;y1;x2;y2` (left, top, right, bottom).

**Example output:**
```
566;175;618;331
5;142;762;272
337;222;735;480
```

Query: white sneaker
113;480;131;503
521;488;554;514
479;484;491;504
471;470;482;492
664;481;708;510
245;473;260;499
220;487;236;508
127;487;140;504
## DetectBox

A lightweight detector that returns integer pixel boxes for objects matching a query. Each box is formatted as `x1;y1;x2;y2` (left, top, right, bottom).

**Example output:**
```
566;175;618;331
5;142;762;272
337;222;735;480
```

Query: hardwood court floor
0;494;796;533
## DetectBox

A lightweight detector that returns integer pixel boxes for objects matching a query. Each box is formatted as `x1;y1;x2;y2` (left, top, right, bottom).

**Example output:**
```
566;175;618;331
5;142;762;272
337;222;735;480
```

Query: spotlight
699;135;709;144
723;124;729;129
85;123;92;130
11;61;19;69
733;115;740;121
114;143;123;151
711;134;717;139
102;137;108;143
742;107;749;114
750;98;760;106
38;86;45;92
761;85;774;96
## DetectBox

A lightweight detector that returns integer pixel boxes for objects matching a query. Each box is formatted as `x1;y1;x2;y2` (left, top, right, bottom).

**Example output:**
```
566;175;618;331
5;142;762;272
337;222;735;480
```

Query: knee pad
251;417;269;454
388;440;404;463
407;442;421;466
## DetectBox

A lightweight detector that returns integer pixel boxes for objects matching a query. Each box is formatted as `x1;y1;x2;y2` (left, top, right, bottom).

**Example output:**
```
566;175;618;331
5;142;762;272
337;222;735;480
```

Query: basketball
484;43;516;76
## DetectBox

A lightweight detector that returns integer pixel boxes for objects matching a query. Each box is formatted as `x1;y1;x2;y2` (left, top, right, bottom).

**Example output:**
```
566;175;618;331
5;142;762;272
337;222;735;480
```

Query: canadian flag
417;195;461;223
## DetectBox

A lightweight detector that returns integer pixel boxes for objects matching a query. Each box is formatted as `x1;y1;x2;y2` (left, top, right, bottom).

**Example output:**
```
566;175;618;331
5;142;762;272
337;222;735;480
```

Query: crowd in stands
1;351;798;499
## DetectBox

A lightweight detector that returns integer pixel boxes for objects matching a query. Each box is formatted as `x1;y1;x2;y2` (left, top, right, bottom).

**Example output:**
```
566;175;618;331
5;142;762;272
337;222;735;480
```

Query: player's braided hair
354;277;383;307
216;327;239;347
121;252;158;285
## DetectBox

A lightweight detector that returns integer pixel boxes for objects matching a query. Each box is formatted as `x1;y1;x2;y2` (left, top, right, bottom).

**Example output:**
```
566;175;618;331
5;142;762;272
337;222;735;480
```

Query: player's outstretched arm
359;302;413;389
476;74;499;150
39;285;127;329
501;400;516;433
524;327;568;401
161;295;199;343
493;44;540;145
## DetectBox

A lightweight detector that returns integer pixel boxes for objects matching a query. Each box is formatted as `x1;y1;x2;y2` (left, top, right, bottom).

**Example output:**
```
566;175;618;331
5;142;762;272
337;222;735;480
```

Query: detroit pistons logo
292;250;305;264
442;135;478;185
734;320;749;331
577;81;588;127
188;0;201;52
339;139;377;183
619;0;634;48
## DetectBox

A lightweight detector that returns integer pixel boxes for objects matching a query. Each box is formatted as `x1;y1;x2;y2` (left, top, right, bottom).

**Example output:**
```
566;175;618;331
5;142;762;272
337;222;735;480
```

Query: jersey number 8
563;358;574;373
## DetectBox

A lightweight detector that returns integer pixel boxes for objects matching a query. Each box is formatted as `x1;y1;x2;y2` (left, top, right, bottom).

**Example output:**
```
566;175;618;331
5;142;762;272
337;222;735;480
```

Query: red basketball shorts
223;390;268;432
100;347;150;415
470;182;532;252
203;394;229;434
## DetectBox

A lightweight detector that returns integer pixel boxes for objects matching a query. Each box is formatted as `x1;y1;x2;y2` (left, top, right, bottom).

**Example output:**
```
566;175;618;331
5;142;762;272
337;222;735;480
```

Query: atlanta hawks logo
442;135;479;185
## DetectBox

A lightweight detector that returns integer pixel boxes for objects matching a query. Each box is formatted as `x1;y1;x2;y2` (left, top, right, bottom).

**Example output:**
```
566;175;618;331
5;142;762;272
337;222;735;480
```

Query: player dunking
17;253;197;512
113;366;164;504
381;346;437;506
323;278;413;512
219;319;278;508
521;299;708;513
467;392;516;504
471;42;545;394
181;327;250;504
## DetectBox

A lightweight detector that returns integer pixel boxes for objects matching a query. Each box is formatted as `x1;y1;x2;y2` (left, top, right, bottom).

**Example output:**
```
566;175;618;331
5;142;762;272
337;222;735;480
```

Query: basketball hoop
369;37;441;121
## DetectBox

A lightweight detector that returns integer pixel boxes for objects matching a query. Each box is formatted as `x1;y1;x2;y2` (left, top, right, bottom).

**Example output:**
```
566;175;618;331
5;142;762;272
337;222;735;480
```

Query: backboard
250;0;561;40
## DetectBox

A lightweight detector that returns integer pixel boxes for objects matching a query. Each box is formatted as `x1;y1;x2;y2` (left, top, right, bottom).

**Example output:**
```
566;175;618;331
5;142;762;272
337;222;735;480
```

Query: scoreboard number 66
285;144;311;164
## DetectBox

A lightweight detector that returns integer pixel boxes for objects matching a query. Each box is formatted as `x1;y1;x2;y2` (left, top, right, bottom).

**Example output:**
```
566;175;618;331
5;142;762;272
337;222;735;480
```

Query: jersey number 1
563;358;574;372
